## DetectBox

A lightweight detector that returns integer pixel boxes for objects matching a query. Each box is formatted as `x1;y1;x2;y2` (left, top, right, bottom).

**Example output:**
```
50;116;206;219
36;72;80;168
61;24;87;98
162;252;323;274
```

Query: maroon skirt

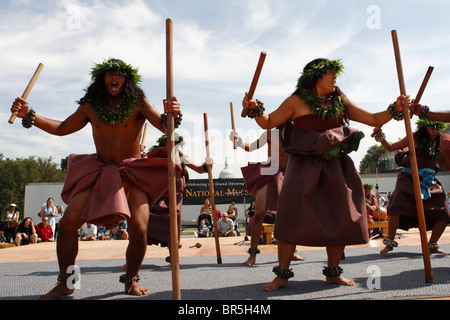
274;124;369;247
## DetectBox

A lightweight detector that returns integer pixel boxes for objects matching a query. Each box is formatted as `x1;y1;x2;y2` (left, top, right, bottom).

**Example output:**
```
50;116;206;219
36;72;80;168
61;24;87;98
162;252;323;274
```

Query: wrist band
247;100;265;119
419;105;430;119
387;102;404;121
160;113;183;129
374;133;386;142
22;108;36;129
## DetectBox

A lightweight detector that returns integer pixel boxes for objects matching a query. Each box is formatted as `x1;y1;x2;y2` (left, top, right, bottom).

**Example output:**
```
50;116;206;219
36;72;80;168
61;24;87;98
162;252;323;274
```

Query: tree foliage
0;153;66;220
359;145;388;174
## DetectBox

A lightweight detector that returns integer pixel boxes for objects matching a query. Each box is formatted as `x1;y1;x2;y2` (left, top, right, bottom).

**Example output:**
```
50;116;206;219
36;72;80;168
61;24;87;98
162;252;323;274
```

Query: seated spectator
197;219;210;238
97;225;109;240
35;217;54;243
111;220;129;240
15;217;37;246
217;213;236;237
81;223;97;241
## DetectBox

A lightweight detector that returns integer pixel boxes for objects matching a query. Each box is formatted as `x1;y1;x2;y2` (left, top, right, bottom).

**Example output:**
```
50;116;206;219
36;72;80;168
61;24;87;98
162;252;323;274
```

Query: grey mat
1;244;449;301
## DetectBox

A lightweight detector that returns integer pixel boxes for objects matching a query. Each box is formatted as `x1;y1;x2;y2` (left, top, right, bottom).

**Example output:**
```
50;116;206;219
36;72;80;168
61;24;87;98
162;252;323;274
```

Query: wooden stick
141;123;149;146
241;52;267;118
203;113;223;264
391;30;433;283
371;65;434;139
230;102;237;149
414;66;434;104
166;18;181;300
9;63;44;124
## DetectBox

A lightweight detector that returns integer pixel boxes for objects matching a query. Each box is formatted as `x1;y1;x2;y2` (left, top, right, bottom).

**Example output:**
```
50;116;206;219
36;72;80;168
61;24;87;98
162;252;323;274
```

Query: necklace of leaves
418;139;441;158
297;87;346;120
90;93;143;125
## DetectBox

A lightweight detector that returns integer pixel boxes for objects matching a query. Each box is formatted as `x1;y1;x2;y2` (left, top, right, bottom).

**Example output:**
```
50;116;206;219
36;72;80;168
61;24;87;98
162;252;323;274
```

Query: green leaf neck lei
90;92;144;125
417;139;441;158
296;87;346;120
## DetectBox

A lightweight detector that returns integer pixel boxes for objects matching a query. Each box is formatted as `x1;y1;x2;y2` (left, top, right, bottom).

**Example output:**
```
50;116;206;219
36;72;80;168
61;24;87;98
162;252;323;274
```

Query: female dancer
241;58;410;290
372;120;450;255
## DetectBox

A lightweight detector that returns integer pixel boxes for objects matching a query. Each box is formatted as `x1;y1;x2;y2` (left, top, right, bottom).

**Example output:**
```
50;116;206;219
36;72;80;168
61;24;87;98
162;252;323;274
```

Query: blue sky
1;0;450;179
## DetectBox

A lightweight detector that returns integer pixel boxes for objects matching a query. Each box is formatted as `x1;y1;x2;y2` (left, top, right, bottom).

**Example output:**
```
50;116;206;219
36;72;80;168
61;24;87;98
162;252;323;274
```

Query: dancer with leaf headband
11;58;182;299
373;120;450;255
241;58;410;291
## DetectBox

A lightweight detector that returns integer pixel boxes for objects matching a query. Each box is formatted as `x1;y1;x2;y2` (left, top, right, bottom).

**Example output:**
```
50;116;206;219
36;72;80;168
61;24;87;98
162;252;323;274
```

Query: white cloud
2;0;450;180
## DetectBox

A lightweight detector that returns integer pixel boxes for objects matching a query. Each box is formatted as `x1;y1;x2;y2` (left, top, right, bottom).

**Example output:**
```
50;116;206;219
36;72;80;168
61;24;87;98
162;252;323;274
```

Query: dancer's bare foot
125;282;150;296
292;253;306;261
430;248;446;254
262;276;288;291
39;282;74;300
242;254;257;266
326;276;355;286
380;245;393;255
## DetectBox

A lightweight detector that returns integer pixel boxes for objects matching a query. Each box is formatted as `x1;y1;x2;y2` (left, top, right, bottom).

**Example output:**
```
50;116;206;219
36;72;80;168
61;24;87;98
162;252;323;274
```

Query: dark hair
77;59;145;107
414;125;441;153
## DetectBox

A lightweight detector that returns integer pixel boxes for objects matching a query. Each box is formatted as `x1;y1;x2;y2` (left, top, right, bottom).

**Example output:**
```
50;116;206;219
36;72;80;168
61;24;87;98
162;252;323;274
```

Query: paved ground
1;228;449;305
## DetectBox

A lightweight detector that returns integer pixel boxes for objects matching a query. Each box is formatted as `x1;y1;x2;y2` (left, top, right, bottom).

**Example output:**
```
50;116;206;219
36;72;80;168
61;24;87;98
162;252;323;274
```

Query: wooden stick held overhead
391;30;433;284
203;113;223;264
230;102;237;149
414;66;433;105
241;52;267;118
166;18;182;300
9;63;44;124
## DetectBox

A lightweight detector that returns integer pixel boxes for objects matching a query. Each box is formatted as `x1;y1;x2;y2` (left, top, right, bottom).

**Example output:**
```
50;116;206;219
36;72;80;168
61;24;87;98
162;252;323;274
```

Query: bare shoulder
283;94;312;119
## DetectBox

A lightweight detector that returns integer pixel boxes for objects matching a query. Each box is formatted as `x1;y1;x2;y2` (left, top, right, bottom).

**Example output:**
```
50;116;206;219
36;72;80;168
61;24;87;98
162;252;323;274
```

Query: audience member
38;198;58;236
197;220;210;238
111;220;129;240
15;217;37;246
81;223;97;241
199;197;221;224
217;213;236;237
97;225;109;240
35;217;54;243
2;204;20;243
226;202;240;236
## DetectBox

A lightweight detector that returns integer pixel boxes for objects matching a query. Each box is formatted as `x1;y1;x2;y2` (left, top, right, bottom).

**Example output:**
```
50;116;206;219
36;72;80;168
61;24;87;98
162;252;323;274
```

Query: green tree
359;145;388;174
0;154;66;220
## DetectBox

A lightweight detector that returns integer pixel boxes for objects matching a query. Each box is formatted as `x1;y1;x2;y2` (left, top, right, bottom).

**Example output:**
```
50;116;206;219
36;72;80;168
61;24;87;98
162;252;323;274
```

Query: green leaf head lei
416;119;448;132
296;58;344;89
91;58;142;84
294;58;348;122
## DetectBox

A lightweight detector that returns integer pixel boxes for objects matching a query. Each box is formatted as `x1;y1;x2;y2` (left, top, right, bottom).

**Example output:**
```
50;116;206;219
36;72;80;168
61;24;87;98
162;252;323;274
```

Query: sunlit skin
242;69;410;291
11;69;180;299
373;126;450;255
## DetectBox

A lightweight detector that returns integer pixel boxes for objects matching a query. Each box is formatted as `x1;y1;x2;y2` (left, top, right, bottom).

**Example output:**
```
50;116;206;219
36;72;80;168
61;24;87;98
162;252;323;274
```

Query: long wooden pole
9;63;44;124
166;18;181;300
241;52;267;118
391;30;433;283
203;113;223;264
230;102;237;149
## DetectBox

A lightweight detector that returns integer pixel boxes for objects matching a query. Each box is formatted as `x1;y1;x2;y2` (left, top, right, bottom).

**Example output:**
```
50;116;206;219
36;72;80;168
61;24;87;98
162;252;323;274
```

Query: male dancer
11;58;181;299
